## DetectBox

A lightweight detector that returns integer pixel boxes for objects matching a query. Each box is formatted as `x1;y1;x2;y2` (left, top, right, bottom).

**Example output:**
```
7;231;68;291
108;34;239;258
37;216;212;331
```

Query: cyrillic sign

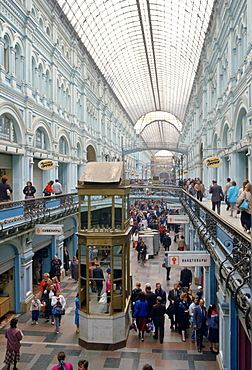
38;160;57;170
167;252;210;266
35;224;63;235
167;215;189;223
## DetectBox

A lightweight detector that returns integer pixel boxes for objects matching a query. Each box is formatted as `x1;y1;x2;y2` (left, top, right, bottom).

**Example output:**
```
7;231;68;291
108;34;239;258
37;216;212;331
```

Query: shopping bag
146;321;155;333
129;319;138;332
99;292;107;304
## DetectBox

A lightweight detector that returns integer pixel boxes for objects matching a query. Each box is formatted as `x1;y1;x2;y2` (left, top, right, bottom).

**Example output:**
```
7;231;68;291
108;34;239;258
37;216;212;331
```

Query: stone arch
32;118;53;152
86;144;97;162
57;129;71;156
235;107;247;142
0;102;25;144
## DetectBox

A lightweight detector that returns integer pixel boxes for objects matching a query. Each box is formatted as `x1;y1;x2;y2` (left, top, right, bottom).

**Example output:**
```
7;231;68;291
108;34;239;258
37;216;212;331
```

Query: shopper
0;175;12;202
227;181;239;217
78;359;89;369
52;179;63;195
75;292;80;333
43;180;54;196
133;291;148;342
180;267;192;287
4;318;23;370
63;246;70;275
189;296;199;343
23;180;36;198
71;255;79;283
163;251;171;280
30;294;41;325
151;296;166;344
51;289;66;334
208;304;219;353
224;178;232;210
51;351;73;370
177;293;190;342
237;182;252;232
209;179;224;215
194;299;207;352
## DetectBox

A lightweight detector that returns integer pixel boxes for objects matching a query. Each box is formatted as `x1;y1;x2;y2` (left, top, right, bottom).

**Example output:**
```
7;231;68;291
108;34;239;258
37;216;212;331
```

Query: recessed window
0;115;17;142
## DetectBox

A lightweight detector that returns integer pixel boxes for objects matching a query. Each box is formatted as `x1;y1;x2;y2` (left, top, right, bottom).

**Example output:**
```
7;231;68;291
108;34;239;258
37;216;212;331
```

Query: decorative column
20;241;34;313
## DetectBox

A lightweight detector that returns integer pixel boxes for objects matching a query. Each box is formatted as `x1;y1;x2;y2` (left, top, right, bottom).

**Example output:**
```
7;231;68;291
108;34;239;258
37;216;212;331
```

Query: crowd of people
184;177;251;232
130;279;219;353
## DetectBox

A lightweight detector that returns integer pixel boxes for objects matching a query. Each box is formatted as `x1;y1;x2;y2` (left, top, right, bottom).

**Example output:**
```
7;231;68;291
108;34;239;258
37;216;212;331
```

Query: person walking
180;267;192;287
63;246;70;275
224;178;232;210
237;182;252;233
133;291;148;342
208;304;219;353
105;273;111;313
4;318;23;370
0;175;12;202
227;181;239;217
30;294;41;325
23;181;36;198
163;232;171;251
75;292;80;333
209;179;224;215
71;255;78;283
194;180;204;201
43;180;54;196
93;263;104;301
42;283;55;323
193;299;207;352
163;251;171;280
167;283;180;329
151;296;166;344
39;273;52;294
132;230;139;248
145;285;157;318
52;179;62;195
51;351;73;370
130;282;142;310
177;293;190;342
51;290;66;334
78;360;89;369
154;283;166;304
177;235;188;251
189;296;199;343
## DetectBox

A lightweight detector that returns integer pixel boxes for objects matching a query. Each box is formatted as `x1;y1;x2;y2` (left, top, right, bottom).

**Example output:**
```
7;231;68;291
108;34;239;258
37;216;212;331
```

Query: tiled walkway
0;230;220;370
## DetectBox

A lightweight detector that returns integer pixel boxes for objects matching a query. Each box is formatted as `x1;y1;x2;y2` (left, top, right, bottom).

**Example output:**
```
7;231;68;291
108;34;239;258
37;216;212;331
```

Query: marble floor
0;228;221;370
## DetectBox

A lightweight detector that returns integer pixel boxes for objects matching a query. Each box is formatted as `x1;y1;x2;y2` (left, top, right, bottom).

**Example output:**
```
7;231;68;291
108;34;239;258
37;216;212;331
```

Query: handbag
43;188;51;196
162;263;165;268
52;305;65;315
239;192;249;210
99;292;107;304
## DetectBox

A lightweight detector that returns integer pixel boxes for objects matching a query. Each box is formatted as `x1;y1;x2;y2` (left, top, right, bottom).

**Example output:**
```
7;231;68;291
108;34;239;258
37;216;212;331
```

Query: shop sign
167;215;189;224
167;252;210;267
38;160;57;170
166;204;182;210
183;170;189;175
204;157;222;168
35;224;63;235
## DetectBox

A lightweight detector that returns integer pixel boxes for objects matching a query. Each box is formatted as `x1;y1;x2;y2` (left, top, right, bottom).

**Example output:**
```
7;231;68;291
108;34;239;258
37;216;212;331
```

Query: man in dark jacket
130;282;142;310
193;299;207;352
167;283;180;329
180;267;192;287
154;283;166;304
93;263;104;301
151;296;166;343
209;179;224;215
145;285;156;318
163;233;171;251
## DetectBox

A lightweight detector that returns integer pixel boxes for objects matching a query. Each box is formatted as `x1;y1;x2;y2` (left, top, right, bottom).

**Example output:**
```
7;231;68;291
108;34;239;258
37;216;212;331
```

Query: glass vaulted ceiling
57;0;214;124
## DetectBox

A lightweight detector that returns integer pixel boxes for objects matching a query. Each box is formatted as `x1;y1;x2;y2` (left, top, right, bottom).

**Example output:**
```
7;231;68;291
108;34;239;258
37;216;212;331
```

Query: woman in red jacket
43;180;54;196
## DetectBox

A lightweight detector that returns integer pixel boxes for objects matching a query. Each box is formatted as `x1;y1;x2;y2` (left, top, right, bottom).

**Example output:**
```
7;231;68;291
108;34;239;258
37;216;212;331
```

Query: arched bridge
122;142;188;156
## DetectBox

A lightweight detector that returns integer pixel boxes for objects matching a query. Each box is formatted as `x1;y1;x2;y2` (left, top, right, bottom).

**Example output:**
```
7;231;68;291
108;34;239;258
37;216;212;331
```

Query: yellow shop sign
204;157;222;168
38;160;57;170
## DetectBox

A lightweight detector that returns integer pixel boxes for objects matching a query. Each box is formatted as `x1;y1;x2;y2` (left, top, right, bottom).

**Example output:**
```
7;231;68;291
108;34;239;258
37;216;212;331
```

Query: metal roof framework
56;0;214;124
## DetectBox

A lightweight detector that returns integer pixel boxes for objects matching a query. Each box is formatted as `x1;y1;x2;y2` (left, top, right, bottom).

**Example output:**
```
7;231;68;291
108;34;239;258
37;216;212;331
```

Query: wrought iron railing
0;193;78;239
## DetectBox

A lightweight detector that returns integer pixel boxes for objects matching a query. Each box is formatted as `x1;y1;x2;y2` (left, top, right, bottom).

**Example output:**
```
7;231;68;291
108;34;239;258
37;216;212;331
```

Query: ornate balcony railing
0;193;78;239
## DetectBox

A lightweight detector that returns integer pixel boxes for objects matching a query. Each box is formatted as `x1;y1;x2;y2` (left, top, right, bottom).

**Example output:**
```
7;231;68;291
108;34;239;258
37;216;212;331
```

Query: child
52;276;60;290
30;294;41;324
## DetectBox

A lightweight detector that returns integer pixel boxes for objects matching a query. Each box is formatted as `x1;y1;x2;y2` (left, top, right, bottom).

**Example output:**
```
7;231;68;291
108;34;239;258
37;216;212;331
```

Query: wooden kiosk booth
77;162;132;349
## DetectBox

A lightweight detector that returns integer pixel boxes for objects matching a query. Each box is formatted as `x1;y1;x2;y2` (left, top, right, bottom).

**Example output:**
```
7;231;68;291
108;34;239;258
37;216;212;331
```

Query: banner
167;215;189;224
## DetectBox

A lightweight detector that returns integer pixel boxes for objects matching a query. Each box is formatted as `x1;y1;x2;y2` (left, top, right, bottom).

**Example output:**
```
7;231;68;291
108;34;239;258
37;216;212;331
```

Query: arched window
15;44;22;81
59;136;68;155
35;128;47;150
4;35;10;73
0;115;17;143
236;108;246;142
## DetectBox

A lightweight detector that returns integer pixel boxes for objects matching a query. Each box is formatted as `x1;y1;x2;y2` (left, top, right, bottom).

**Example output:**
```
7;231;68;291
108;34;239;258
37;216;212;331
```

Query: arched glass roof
141;119;180;146
56;0;214;123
